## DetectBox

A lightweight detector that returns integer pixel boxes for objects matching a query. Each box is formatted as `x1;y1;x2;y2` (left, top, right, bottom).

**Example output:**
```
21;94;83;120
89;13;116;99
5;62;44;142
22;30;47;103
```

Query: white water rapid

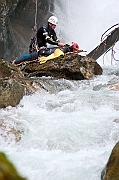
0;1;119;180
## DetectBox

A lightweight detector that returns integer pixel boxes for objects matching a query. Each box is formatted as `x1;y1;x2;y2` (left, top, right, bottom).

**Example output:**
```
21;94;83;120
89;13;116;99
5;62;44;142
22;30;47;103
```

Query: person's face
49;23;56;30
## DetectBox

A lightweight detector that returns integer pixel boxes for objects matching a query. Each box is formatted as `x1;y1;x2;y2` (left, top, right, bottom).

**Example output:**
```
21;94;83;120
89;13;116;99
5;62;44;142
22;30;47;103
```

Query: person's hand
58;42;65;47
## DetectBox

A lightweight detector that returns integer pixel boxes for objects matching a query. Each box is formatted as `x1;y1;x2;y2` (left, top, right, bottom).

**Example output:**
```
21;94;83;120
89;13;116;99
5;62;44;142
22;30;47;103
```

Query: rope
102;43;119;65
29;0;38;53
111;47;119;62
35;0;38;26
30;0;38;38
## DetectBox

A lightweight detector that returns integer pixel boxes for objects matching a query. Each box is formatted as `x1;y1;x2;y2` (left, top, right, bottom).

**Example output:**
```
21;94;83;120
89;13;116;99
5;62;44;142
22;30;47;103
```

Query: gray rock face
0;59;24;108
0;0;51;61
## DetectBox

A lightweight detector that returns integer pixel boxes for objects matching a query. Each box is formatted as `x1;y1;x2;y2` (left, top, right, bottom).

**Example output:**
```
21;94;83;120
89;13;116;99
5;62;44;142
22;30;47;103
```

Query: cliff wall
0;0;54;61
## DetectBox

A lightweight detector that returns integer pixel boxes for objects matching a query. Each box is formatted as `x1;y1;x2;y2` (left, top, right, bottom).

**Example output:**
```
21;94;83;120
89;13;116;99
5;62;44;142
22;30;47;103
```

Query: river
0;0;119;180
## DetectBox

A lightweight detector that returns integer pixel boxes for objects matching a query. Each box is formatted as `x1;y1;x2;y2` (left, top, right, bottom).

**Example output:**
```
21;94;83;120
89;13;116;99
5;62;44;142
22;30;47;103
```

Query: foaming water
0;66;119;180
0;0;119;179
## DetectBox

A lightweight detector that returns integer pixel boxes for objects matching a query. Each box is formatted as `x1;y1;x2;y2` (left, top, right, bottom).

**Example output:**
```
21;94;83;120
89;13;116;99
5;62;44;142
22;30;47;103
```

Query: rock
101;141;119;180
0;0;51;61
108;82;119;91
0;78;24;108
0;117;24;142
0;152;26;180
23;54;103;80
0;59;23;78
0;59;24;108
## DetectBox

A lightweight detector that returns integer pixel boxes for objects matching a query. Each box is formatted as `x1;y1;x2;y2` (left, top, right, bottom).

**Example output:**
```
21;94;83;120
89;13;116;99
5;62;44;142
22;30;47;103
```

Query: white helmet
48;16;58;25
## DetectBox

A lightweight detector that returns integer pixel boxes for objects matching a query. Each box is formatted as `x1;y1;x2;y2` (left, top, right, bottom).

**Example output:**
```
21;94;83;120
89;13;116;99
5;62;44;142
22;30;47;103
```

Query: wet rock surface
101;142;119;180
0;59;24;108
23;54;103;80
0;152;27;180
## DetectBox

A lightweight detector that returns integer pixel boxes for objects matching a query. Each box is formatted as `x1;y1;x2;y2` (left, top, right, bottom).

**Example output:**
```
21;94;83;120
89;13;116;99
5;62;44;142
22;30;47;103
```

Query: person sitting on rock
12;16;80;66
37;15;65;56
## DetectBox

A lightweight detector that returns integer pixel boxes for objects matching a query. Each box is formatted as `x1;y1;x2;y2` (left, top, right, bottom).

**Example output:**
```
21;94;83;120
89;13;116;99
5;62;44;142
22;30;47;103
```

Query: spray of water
54;0;119;65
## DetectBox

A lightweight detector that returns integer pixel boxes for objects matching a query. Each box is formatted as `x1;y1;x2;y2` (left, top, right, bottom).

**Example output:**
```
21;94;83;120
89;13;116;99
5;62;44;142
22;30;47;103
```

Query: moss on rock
0;152;27;180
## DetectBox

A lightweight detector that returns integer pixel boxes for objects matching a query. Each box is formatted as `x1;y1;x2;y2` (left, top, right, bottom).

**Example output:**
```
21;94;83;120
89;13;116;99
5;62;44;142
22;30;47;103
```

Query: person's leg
13;52;39;65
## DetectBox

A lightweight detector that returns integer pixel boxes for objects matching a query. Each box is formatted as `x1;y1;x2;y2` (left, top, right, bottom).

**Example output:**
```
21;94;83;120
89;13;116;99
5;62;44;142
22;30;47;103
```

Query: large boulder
23;54;103;80
101;141;119;180
0;59;24;108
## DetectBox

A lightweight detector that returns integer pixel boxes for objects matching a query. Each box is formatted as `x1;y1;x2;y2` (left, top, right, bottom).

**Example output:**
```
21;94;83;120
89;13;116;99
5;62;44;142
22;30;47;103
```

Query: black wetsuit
37;25;59;48
36;25;73;56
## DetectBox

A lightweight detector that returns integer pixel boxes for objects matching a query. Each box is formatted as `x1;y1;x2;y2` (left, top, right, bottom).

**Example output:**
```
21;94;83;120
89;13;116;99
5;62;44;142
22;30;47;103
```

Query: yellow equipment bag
38;48;64;64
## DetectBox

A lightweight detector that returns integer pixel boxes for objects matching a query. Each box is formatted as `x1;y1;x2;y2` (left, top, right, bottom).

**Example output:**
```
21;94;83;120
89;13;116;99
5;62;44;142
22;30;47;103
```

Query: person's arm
46;37;58;45
43;28;58;45
57;42;65;47
43;28;65;46
52;31;65;47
